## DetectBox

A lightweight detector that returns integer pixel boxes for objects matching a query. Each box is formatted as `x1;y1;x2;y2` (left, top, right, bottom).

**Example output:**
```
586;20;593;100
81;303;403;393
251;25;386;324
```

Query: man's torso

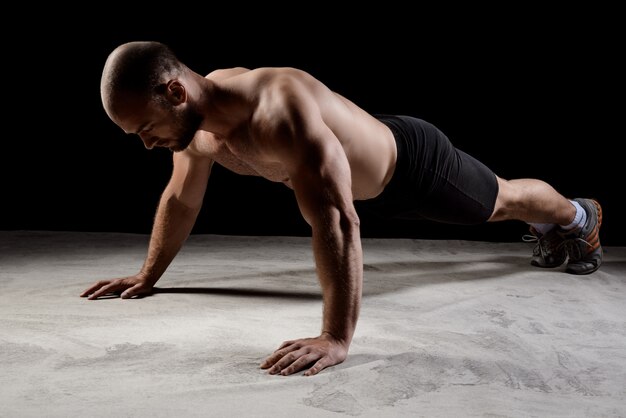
185;67;397;200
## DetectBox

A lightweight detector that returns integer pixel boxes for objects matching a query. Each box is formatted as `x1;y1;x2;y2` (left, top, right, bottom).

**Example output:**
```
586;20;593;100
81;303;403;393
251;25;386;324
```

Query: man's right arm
80;150;212;300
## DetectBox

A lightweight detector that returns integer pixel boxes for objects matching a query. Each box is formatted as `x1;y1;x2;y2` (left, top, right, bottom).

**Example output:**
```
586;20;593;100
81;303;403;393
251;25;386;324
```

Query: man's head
101;41;203;152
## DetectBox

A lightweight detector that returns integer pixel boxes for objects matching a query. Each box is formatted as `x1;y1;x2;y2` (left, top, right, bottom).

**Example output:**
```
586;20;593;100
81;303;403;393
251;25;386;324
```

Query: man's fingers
268;350;305;374
87;283;119;300
262;336;346;376
81;278;150;300
304;358;328;376
121;283;144;299
80;280;110;297
261;350;287;369
277;340;296;350
260;344;298;369
279;354;318;376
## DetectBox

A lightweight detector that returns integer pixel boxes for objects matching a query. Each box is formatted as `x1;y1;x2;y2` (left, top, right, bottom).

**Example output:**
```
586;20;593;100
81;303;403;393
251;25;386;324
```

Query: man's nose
139;133;157;149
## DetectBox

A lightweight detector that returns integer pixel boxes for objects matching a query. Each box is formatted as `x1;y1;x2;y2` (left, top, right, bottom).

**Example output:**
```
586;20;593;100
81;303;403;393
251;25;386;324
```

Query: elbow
162;190;202;214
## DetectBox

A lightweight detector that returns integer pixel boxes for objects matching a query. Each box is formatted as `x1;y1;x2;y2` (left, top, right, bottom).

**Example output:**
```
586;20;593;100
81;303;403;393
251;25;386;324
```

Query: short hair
101;41;184;102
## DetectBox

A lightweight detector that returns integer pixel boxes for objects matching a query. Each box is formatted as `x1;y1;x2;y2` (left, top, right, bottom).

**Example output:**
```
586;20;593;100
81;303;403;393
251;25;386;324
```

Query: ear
164;80;187;105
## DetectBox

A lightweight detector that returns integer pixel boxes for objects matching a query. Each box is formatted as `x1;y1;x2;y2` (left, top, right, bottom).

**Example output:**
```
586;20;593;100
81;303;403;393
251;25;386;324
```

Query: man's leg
489;177;603;274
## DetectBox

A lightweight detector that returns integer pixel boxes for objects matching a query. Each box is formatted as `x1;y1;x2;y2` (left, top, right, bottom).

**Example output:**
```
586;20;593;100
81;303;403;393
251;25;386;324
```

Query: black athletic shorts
356;115;499;225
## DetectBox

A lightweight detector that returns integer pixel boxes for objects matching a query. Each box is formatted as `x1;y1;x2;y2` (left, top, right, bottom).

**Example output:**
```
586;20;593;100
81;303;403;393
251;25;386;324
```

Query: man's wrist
321;330;351;348
137;270;159;285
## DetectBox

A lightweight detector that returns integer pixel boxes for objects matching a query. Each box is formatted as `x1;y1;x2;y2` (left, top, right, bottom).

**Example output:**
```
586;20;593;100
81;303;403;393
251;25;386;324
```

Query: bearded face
167;101;203;152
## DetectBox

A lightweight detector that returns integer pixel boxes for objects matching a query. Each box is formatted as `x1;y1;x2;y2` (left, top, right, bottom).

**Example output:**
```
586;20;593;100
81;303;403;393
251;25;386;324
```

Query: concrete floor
1;231;625;417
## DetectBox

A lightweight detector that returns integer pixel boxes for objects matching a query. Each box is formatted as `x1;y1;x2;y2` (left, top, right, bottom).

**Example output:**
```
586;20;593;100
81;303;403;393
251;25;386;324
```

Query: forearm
139;191;200;284
313;210;363;347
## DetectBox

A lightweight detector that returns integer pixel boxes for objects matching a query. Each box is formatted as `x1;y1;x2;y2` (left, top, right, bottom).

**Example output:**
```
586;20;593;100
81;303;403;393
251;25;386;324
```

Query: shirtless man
81;41;603;377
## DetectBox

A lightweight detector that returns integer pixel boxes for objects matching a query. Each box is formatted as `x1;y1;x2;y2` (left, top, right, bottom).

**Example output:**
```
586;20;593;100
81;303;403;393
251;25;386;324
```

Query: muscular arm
258;75;363;375
292;127;363;345
81;150;212;299
138;151;212;284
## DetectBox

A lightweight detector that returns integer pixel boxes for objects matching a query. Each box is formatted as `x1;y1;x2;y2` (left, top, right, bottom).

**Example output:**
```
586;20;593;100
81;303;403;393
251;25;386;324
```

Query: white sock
559;200;586;231
529;222;555;235
529;200;586;234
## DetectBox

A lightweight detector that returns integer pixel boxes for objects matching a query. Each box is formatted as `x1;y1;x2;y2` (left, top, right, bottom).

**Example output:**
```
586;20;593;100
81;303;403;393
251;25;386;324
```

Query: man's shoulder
205;67;252;81
209;67;313;83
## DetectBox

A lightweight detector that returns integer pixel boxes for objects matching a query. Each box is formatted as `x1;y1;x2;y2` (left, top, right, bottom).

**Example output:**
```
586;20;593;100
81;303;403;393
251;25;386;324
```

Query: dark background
3;13;623;246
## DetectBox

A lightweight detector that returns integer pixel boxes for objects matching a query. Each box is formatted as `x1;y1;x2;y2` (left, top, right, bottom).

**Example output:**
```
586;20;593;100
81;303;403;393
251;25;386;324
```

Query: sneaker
558;198;603;275
524;226;567;268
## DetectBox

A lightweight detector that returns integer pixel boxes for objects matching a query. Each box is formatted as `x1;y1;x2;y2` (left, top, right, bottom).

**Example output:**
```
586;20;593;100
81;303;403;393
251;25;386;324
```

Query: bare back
185;67;397;200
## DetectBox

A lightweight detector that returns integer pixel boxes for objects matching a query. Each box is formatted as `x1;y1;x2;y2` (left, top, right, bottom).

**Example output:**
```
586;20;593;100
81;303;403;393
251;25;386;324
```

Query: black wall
3;14;623;246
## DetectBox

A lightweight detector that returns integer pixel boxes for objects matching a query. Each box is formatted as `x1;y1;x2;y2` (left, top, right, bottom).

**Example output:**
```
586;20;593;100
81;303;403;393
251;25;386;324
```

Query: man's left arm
259;80;363;376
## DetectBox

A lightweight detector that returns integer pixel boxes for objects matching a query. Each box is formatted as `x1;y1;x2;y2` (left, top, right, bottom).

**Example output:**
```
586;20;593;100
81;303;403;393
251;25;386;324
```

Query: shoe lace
559;236;593;261
522;232;554;257
522;234;539;243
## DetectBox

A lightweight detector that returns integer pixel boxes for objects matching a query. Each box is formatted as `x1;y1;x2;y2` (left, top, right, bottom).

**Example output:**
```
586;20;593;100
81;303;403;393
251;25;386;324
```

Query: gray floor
1;231;625;417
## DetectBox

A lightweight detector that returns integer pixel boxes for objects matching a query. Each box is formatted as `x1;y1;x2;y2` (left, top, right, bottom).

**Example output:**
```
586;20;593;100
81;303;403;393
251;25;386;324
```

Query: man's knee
488;177;523;221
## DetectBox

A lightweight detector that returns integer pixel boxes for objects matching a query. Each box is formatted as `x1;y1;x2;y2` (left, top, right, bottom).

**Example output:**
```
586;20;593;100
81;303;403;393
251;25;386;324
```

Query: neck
195;74;245;137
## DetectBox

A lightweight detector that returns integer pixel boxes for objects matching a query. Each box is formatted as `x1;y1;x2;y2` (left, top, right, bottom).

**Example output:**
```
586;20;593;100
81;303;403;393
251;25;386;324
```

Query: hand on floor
260;333;348;376
80;274;154;300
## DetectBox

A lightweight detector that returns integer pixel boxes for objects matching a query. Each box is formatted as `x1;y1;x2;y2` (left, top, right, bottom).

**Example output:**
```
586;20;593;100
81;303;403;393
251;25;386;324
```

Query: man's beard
169;106;203;152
